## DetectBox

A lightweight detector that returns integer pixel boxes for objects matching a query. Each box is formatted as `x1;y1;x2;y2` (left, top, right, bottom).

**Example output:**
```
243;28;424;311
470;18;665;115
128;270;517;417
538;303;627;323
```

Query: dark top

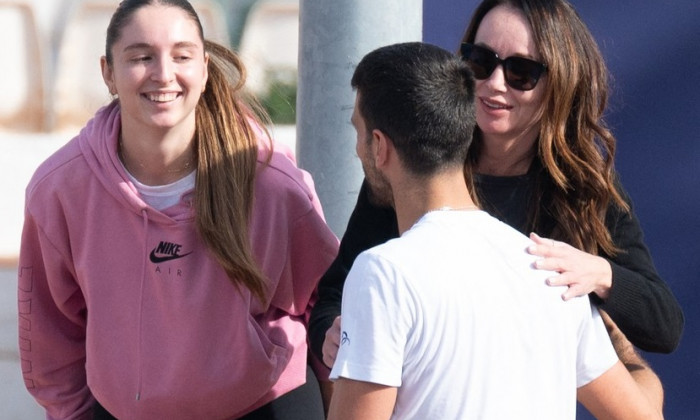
309;170;685;359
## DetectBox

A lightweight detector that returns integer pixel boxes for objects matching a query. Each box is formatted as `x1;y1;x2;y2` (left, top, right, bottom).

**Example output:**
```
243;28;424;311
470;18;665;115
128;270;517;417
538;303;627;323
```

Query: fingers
322;316;342;368
529;234;576;272
545;272;596;301
322;349;336;369
533;256;564;272
543;273;573;300
527;232;564;257
530;232;556;247
548;281;581;301
559;283;587;301
530;233;613;301
530;232;549;244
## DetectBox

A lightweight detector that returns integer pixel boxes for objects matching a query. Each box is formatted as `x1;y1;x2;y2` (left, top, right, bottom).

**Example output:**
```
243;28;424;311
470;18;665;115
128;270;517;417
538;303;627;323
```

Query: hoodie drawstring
135;209;149;403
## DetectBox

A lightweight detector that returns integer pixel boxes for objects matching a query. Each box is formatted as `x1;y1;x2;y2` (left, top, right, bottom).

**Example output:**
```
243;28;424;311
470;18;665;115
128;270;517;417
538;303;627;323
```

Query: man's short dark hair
351;42;476;176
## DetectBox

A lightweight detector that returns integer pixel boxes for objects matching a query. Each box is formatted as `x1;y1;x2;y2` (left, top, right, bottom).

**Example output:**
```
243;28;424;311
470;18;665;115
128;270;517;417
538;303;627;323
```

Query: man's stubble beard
362;156;394;209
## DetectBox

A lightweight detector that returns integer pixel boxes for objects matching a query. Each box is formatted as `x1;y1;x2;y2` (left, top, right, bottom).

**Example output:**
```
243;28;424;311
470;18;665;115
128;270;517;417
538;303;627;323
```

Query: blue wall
423;1;700;418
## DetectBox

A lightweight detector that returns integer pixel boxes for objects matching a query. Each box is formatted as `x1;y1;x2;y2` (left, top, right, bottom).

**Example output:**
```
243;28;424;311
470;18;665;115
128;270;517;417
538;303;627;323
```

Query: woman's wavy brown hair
106;0;272;301
460;0;628;256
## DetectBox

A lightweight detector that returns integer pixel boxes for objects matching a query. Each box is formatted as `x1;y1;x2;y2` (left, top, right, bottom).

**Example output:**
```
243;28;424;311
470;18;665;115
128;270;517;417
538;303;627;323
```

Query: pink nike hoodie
18;102;338;420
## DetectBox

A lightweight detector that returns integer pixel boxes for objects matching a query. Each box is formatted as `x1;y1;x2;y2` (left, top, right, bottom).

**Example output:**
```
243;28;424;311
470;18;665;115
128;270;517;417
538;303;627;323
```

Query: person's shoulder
463;210;531;247
258;147;313;193
26;136;85;200
27;103;120;196
253;141;322;225
353;229;420;279
461;211;562;283
348;243;404;290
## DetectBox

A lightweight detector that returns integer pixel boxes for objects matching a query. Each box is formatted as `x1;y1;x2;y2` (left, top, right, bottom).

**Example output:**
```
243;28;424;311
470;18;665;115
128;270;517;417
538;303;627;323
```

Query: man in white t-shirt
327;42;662;420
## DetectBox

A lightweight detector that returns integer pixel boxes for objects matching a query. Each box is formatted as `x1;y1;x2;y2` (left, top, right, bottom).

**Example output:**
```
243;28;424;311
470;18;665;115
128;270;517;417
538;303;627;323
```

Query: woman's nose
484;64;508;92
151;57;175;82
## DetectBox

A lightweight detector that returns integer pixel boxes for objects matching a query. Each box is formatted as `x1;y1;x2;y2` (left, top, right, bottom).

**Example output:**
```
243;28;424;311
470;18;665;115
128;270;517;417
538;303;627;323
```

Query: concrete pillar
297;0;422;237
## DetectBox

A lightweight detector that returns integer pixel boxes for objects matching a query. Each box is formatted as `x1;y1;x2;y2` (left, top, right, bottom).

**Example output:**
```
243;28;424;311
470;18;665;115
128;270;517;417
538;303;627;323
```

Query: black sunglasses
460;43;547;91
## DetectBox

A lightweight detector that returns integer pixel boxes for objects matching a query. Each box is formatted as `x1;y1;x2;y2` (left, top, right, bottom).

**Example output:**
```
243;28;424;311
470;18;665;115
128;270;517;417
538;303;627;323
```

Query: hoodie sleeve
252;147;339;380
18;208;94;420
290;193;339;379
284;199;339;318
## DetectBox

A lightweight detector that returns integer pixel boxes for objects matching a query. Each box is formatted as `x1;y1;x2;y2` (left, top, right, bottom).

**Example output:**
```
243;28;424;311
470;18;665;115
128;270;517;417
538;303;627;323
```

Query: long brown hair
460;0;628;256
106;0;271;301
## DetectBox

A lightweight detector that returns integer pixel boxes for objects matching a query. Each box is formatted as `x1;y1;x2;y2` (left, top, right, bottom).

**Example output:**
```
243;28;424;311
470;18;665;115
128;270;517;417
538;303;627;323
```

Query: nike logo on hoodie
149;241;192;263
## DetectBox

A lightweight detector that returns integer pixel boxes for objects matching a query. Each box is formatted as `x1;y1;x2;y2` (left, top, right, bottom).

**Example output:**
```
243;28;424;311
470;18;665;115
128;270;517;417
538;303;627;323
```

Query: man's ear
372;129;394;170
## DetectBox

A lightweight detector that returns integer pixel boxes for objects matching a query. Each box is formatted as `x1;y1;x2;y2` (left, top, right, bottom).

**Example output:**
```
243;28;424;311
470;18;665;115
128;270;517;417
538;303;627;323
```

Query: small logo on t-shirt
149;241;192;263
341;331;350;346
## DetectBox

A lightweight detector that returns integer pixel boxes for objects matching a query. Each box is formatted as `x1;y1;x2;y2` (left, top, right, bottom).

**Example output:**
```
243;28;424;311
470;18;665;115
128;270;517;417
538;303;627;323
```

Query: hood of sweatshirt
79;101;194;224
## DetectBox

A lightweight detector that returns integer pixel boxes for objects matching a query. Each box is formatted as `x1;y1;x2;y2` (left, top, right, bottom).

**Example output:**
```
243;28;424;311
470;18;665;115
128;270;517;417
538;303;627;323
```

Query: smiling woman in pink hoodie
17;1;338;419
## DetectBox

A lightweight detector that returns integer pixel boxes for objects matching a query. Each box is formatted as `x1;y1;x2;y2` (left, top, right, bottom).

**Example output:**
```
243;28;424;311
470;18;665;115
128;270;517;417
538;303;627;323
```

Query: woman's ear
202;52;209;93
100;56;116;95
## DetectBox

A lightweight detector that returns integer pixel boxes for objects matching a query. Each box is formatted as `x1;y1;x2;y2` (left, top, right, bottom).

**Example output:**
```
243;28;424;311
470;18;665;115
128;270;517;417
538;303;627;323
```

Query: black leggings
93;365;325;420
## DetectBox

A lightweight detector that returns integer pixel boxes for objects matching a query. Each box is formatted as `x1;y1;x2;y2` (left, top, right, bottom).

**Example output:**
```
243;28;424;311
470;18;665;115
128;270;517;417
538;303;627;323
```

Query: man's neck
392;168;477;235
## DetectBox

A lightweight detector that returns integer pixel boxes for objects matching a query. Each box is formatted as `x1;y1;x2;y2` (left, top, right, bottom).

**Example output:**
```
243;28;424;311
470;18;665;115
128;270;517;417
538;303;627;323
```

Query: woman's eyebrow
123;41;200;52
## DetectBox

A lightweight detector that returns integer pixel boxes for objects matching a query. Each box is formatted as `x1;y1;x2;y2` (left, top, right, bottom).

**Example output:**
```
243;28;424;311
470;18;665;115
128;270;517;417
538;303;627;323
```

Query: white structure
238;0;299;95
297;0;423;236
0;2;47;132
1;0;230;133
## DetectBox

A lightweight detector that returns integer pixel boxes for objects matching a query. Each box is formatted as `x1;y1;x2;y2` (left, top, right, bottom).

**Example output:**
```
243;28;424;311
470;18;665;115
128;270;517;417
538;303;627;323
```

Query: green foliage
259;79;297;125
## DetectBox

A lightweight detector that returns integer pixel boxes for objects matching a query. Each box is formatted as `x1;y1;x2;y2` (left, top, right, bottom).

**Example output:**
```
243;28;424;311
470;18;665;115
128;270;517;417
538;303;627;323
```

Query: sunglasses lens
461;43;546;91
504;58;544;91
461;44;497;80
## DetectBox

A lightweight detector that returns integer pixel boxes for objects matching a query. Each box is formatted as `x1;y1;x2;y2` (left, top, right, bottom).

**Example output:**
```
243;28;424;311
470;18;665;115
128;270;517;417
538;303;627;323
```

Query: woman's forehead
115;5;203;49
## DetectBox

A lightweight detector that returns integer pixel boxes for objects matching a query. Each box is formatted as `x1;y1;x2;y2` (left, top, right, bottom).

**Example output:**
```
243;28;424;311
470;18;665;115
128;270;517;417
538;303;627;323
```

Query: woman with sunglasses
310;0;683;383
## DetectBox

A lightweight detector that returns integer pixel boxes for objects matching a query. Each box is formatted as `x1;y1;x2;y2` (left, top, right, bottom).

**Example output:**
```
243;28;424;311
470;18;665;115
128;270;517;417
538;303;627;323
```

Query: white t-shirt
124;168;195;210
330;210;617;420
